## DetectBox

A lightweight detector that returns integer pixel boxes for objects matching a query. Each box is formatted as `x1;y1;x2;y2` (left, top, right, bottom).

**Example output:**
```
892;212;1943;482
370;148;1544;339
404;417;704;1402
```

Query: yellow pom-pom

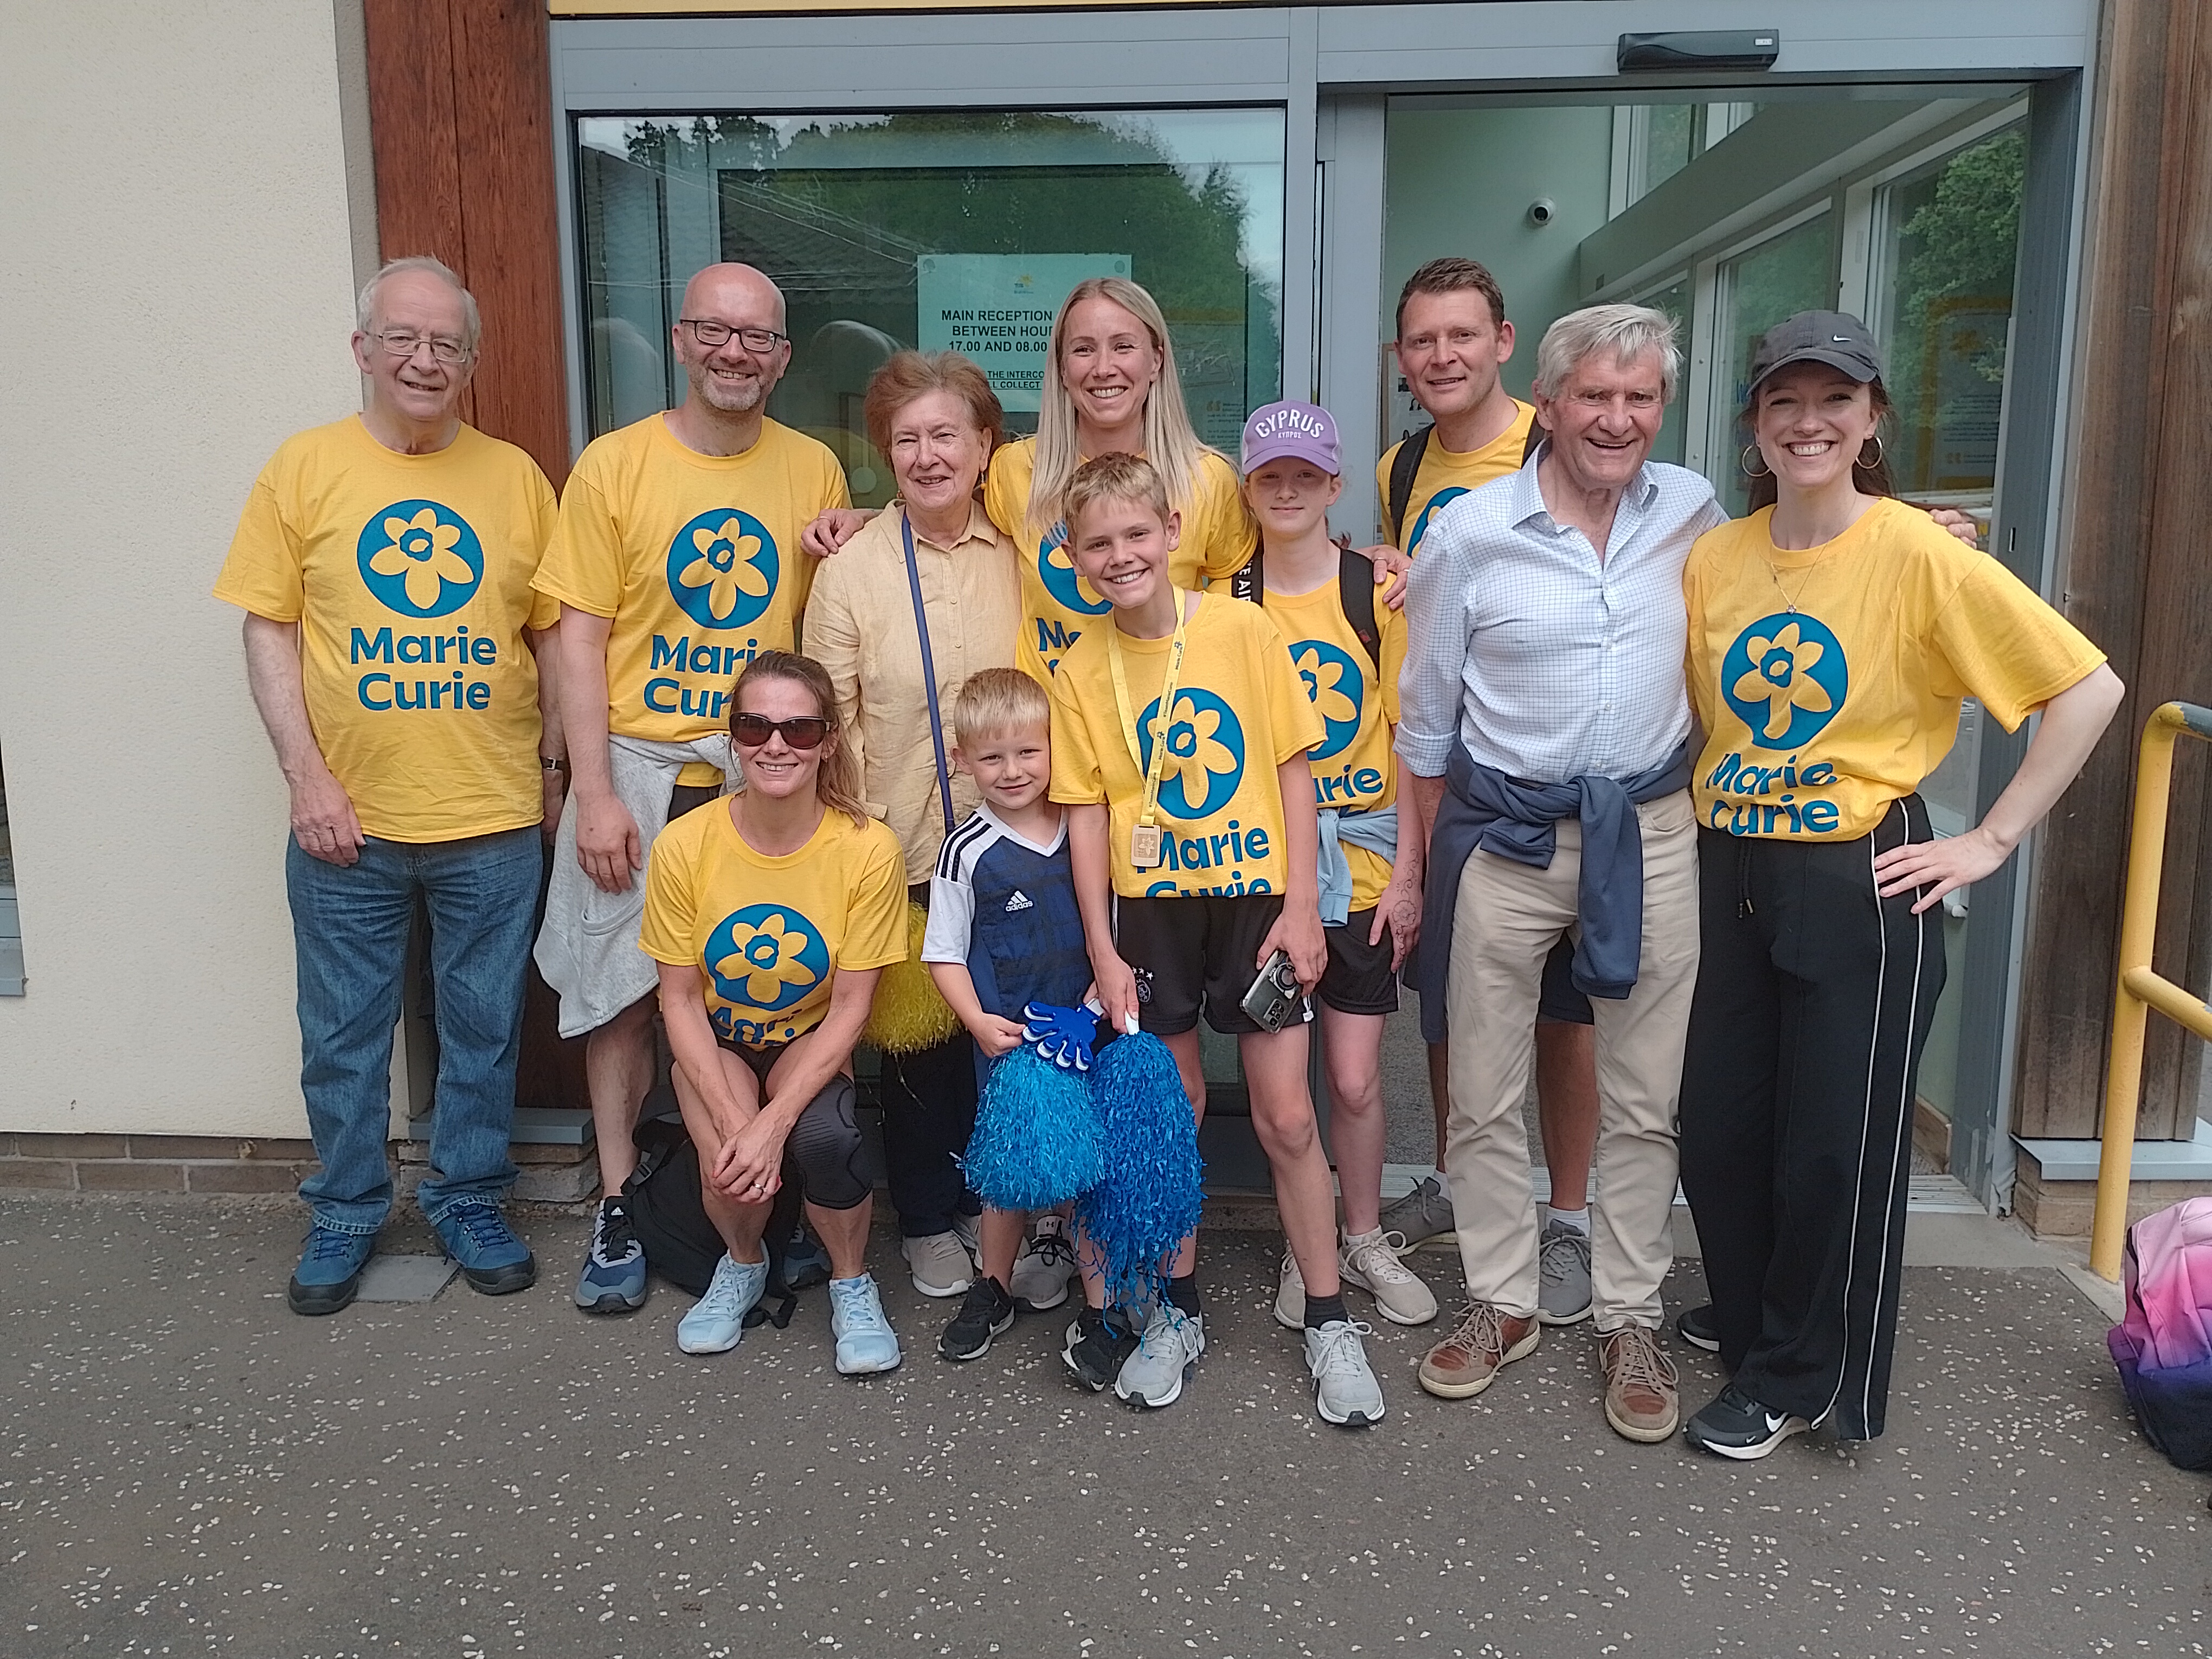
863;902;961;1054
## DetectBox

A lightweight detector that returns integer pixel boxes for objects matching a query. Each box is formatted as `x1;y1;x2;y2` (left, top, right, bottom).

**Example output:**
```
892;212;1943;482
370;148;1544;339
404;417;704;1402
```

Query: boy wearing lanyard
1047;453;1388;1427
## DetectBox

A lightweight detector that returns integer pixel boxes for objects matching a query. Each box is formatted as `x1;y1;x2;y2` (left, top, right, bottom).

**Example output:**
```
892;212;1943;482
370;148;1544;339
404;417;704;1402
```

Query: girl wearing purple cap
1675;311;2122;1458
1218;400;1438;1349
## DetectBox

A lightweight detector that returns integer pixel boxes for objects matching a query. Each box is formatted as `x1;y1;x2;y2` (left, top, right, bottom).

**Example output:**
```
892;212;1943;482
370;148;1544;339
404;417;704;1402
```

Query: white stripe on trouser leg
1863;811;1927;1430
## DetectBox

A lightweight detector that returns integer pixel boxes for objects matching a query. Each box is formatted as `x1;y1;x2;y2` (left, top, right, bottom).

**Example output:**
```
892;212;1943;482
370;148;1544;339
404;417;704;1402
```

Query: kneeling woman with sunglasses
639;651;912;1371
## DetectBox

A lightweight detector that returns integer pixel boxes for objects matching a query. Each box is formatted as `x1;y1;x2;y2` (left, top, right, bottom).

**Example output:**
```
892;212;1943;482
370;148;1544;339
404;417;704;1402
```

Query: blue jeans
287;828;542;1233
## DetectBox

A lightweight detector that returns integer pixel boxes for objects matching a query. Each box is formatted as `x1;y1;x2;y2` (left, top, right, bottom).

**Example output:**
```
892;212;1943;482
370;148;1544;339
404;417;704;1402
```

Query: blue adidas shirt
922;803;1092;1021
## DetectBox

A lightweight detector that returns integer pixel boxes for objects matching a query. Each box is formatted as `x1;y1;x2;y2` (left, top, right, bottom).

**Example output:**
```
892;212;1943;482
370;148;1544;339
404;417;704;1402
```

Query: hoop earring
1857;434;1885;471
1740;442;1772;479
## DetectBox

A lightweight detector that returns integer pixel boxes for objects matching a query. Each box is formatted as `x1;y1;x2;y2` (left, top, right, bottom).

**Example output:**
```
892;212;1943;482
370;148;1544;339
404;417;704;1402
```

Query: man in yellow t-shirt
530;262;850;1315
215;258;560;1316
1373;259;1599;1328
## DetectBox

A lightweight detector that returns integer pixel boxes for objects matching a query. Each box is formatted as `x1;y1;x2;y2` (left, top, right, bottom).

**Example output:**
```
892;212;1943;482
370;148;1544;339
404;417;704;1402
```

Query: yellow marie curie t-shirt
1210;571;1409;911
638;800;908;1049
1684;496;2107;841
214;416;559;842
985;436;1257;678
533;413;849;783
1375;398;1536;554
1050;590;1324;898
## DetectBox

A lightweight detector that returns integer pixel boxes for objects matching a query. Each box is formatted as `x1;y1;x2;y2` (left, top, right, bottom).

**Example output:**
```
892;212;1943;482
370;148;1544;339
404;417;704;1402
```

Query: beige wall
0;1;372;1134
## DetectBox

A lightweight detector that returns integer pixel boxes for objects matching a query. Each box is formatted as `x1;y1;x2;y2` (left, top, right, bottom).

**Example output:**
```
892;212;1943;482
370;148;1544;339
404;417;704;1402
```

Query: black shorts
715;1031;788;1085
1318;908;1400;1016
1115;893;1310;1037
668;781;721;824
1538;937;1594;1026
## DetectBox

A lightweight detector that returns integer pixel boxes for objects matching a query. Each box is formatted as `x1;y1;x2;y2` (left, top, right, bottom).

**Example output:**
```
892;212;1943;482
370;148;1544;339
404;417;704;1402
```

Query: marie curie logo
1291;640;1363;760
1138;687;1246;819
357;501;484;618
1038;523;1111;618
668;509;778;631
1406;486;1468;555
705;904;828;1014
1721;612;1848;749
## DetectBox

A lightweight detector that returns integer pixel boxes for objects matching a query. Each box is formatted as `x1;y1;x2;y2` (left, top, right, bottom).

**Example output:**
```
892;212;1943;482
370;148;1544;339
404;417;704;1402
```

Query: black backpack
622;1083;802;1327
1227;543;1383;673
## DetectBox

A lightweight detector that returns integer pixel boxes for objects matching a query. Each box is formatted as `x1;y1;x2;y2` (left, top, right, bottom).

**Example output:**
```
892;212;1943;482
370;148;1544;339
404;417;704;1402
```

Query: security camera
1527;197;1558;228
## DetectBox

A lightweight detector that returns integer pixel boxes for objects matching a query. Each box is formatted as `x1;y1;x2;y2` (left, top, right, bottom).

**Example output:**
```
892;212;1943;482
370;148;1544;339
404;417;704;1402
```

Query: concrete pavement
1;1193;2205;1658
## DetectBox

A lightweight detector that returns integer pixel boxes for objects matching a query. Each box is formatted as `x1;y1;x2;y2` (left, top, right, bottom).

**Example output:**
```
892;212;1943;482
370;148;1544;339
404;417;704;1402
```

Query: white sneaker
1273;1245;1305;1330
1113;1304;1206;1410
1340;1228;1438;1326
1009;1214;1077;1312
1305;1319;1386;1426
950;1210;981;1258
902;1230;973;1298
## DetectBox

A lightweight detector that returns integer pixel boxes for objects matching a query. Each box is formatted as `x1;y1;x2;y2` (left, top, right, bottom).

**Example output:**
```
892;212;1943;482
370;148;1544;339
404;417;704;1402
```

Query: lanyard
899;510;956;838
1105;588;1191;832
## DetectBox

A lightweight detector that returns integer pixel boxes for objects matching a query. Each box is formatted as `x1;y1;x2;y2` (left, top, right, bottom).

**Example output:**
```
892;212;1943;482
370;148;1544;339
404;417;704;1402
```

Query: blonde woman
639;651;911;1372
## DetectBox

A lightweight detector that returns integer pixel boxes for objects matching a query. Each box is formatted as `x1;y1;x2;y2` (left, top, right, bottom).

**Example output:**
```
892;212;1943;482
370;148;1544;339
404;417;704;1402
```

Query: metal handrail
2091;700;2212;1281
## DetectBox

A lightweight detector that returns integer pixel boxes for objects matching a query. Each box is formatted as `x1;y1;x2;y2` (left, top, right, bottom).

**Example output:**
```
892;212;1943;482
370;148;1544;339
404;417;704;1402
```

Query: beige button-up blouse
805;500;1025;884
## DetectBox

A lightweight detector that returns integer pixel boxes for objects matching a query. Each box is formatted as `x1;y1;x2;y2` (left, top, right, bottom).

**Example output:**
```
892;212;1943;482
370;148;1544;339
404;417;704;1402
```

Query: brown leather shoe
1417;1301;1539;1399
1599;1324;1681;1442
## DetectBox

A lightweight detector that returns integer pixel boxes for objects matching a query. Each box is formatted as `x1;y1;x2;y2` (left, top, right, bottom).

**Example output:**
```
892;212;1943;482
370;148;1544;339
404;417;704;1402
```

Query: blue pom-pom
1077;1031;1204;1311
962;1047;1103;1212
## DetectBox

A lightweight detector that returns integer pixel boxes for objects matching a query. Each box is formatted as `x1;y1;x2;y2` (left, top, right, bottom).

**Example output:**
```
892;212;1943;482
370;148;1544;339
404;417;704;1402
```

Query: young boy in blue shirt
921;668;1092;1360
1048;452;1388;1427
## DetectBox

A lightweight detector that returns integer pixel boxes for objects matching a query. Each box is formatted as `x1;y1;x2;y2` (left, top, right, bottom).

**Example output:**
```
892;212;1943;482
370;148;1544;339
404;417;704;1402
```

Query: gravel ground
0;1195;2205;1659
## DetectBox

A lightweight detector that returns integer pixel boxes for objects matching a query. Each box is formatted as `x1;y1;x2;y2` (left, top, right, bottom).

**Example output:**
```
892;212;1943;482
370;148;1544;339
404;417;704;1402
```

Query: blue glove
1021;1001;1101;1073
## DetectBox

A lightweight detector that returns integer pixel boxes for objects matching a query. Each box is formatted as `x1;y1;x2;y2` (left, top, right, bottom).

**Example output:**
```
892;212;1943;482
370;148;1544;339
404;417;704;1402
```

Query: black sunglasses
731;713;829;751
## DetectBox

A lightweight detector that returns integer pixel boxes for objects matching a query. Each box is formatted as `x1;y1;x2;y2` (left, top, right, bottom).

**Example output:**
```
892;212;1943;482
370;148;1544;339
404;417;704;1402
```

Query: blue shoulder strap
901;510;957;838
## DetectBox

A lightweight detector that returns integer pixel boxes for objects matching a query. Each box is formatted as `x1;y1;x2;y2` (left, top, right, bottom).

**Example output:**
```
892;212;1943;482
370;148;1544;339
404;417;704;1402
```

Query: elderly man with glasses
216;256;564;1314
530;262;850;1317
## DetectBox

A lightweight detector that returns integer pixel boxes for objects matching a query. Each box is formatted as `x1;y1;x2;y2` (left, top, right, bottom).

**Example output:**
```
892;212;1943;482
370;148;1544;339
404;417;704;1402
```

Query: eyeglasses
731;713;829;750
680;319;787;354
368;330;472;364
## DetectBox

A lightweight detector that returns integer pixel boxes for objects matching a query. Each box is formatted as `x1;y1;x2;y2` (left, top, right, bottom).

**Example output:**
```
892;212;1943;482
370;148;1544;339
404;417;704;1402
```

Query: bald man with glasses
531;262;850;1318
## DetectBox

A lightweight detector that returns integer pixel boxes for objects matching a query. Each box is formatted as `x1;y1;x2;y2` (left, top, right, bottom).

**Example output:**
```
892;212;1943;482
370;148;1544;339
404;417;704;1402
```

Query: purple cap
1241;400;1341;476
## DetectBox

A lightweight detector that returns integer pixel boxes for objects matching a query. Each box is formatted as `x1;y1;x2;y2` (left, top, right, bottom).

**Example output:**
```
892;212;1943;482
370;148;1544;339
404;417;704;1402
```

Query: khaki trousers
1442;790;1699;1330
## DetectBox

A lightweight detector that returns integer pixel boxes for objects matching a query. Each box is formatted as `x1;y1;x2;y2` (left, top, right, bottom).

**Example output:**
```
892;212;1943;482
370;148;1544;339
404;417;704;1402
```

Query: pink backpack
2107;1195;2212;1471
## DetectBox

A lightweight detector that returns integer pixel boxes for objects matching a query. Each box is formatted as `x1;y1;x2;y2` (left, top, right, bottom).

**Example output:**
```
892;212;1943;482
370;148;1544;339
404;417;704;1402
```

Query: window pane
577;110;1285;504
1713;212;1835;514
1636;276;1691;467
1877;124;2024;517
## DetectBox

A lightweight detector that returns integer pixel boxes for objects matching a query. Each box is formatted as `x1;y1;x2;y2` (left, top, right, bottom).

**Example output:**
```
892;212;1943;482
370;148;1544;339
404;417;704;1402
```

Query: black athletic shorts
715;1030;788;1085
1114;893;1311;1037
667;781;721;824
1318;907;1400;1016
1538;937;1595;1026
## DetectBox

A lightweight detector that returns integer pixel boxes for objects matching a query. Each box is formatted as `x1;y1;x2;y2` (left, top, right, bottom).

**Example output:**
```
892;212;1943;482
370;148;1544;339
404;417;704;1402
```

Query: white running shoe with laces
1339;1228;1438;1326
1113;1304;1206;1409
1305;1318;1387;1426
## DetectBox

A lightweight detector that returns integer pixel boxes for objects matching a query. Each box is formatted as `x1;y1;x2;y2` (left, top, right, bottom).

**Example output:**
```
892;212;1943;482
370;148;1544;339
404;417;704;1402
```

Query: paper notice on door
916;254;1131;412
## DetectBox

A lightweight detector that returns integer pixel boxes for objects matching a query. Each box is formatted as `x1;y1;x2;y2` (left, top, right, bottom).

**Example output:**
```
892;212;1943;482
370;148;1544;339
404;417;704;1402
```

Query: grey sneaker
1537;1219;1593;1326
903;1230;974;1299
950;1210;982;1258
1273;1246;1306;1330
1009;1214;1077;1313
1113;1304;1206;1409
1378;1174;1455;1246
1305;1319;1386;1427
1340;1228;1439;1326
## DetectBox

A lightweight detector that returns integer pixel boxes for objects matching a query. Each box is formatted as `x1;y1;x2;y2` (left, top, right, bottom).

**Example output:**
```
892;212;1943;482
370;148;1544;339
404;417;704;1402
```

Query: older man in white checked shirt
1396;304;1715;1445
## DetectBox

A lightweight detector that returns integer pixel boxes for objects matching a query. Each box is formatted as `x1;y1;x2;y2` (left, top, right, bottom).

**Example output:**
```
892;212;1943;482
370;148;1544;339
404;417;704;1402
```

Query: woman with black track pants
1674;311;2123;1460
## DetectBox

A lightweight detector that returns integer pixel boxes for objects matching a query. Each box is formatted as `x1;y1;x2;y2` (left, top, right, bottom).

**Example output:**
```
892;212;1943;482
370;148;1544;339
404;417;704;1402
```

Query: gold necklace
1761;543;1840;614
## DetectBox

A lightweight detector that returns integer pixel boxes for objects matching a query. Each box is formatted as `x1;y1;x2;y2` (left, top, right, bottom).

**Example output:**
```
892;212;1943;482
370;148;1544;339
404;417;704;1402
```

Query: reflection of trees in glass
609;112;1278;483
1884;127;2023;497
1718;215;1835;512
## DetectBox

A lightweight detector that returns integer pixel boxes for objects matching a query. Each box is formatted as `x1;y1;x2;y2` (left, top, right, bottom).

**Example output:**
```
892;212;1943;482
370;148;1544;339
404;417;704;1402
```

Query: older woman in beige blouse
805;350;1024;1300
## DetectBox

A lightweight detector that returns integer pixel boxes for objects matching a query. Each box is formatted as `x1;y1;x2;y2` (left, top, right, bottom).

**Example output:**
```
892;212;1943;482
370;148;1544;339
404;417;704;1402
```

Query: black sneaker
1676;1303;1720;1353
940;1276;1015;1362
1062;1304;1139;1391
1683;1384;1810;1461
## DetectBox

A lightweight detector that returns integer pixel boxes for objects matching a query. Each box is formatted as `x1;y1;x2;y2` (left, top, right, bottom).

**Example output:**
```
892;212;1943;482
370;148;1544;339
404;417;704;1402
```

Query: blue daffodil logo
1138;687;1246;819
1291;639;1364;760
1038;523;1111;617
1720;612;1849;749
356;500;484;618
704;904;829;1014
667;509;779;631
1406;486;1469;556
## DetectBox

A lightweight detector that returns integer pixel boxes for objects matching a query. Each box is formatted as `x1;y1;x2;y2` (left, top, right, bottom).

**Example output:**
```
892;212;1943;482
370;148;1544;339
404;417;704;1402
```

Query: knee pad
788;1075;879;1211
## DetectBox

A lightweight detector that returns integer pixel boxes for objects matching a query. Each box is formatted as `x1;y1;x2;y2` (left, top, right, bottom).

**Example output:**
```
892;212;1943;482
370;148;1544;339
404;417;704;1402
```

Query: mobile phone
1239;948;1304;1032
